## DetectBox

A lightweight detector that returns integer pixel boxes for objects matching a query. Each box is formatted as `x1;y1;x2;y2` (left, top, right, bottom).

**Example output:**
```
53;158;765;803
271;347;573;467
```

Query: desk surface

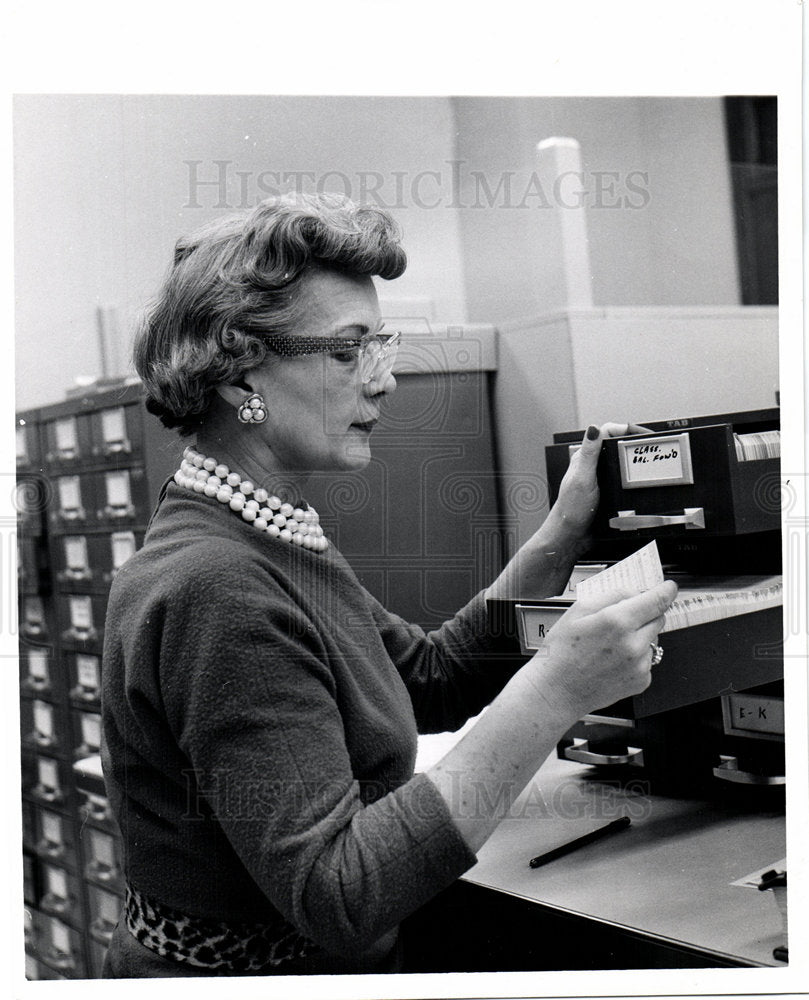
461;755;785;967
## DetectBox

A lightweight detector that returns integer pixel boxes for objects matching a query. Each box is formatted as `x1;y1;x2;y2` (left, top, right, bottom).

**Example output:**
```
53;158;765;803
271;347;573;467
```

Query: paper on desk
731;859;786;888
576;541;663;600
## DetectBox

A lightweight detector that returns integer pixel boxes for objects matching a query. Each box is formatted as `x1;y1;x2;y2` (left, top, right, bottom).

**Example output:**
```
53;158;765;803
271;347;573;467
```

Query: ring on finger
650;642;664;667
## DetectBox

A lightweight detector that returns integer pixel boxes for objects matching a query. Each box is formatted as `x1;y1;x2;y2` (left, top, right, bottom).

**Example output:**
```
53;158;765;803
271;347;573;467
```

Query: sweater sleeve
367;589;530;734
158;553;477;957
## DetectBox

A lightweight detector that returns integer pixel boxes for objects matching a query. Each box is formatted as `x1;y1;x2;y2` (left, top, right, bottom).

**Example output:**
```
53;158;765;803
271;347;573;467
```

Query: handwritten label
618;433;693;488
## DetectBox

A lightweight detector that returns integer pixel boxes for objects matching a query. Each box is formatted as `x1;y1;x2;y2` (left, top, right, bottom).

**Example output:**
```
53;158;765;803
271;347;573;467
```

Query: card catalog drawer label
81;713;102;750
34;701;54;739
29;649;50;683
42;811;63;845
46;865;68;899
69;596;93;631
515;603;569;653
55;417;78;455
111;531;137;569
105;470;132;508
100;407;127;444
58;477;82;513
724;693;784;736
77;654;100;690
618;433;694;488
64;536;89;572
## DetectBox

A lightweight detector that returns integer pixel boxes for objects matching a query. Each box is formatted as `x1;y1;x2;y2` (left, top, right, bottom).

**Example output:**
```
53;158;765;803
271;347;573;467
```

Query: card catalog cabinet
18;383;180;979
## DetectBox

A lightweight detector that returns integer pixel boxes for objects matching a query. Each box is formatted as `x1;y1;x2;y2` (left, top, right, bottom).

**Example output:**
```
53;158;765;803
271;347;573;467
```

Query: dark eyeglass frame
261;331;401;384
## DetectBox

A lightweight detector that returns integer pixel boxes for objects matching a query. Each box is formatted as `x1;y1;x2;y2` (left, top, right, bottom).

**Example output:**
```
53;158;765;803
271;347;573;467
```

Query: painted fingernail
586;425;600;441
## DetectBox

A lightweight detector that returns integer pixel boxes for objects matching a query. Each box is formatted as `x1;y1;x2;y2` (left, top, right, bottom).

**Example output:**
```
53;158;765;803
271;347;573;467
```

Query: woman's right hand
527;580;679;720
428;579;678;854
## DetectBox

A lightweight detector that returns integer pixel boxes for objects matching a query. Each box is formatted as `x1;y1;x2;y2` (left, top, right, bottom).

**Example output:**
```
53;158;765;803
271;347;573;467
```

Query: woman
101;192;676;977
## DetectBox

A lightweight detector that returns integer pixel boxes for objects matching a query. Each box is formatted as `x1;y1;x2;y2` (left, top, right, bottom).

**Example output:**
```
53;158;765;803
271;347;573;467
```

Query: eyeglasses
261;331;401;385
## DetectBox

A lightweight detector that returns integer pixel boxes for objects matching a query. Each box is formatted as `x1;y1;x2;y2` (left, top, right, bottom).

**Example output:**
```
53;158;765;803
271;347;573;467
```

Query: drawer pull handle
609;507;705;531
712;755;786;786
563;740;644;766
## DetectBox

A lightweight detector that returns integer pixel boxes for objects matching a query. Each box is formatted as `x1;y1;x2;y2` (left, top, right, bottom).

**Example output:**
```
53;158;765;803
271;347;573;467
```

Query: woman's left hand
552;421;651;538
485;421;650;601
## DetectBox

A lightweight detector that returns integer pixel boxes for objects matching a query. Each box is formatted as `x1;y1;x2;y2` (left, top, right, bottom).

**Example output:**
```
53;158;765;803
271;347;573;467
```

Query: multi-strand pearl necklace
174;446;329;552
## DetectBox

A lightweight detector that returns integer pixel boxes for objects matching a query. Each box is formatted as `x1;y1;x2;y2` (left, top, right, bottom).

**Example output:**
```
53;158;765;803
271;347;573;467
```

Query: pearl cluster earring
174;446;329;552
238;393;267;424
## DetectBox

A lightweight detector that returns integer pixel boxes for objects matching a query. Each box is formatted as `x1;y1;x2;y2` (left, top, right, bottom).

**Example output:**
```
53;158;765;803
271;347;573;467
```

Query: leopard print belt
124;882;320;974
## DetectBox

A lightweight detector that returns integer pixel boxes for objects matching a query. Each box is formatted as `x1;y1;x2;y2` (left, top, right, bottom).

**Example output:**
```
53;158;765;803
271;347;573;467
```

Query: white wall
451;97;741;321
14;95;467;409
15;96;747;413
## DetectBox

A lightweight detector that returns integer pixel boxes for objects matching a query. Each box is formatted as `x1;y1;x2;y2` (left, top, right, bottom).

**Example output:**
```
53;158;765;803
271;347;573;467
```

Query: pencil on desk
529;815;631;869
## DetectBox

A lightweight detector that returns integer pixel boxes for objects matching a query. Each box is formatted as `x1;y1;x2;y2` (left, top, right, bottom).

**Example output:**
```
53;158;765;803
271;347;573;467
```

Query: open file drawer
545;409;780;540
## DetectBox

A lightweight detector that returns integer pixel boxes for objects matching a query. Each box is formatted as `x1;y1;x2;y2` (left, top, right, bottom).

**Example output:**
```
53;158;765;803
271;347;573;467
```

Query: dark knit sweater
101;483;525;966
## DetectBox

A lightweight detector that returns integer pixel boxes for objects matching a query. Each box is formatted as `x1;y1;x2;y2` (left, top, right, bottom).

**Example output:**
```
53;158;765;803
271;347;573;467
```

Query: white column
533;136;594;310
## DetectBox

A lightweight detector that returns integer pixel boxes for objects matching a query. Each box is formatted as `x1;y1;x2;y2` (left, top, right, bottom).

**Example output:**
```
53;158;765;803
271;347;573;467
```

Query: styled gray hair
134;192;407;435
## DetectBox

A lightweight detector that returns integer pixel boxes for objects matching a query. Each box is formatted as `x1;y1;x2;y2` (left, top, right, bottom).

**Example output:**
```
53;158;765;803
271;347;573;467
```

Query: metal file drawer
56;592;108;652
81;826;124;894
87;883;123;946
19;595;55;646
88;935;111;977
74;756;120;835
88;403;145;464
23;752;76;812
39;862;83;927
20;698;72;758
70;708;102;760
20;645;66;703
546;410;781;542
66;651;102;710
33;807;79;870
52;529;142;592
489;597;784;719
49;473;93;530
16;412;42;472
37;913;87;978
42;413;93;470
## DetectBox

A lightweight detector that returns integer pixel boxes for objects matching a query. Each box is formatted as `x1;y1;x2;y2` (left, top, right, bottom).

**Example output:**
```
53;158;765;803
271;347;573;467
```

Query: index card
576;541;663;600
